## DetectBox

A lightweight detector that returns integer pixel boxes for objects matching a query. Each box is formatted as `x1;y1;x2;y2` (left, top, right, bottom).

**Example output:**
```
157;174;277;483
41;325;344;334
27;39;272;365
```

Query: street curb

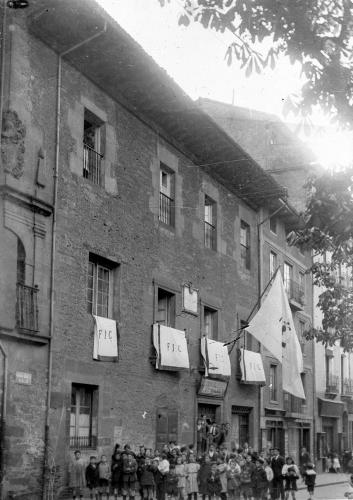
298;480;347;491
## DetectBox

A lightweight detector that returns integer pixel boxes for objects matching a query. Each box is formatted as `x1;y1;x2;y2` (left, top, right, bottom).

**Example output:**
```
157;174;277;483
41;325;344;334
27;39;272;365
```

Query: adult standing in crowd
271;448;285;500
299;447;310;478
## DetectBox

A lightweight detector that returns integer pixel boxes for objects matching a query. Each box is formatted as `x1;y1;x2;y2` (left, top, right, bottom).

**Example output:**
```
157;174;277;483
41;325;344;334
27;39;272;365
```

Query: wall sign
15;371;32;385
198;377;228;398
182;285;198;314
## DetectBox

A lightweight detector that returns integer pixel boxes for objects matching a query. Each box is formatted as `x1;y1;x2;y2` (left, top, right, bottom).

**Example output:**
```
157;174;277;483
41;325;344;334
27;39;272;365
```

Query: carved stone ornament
1;110;26;178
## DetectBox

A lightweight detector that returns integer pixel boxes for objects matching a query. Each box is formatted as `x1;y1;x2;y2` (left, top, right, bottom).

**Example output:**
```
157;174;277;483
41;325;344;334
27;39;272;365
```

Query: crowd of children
70;443;317;500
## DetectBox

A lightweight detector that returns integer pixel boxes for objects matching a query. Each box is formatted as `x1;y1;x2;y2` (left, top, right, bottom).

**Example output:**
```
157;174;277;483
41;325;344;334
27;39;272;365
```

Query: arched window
17;238;26;284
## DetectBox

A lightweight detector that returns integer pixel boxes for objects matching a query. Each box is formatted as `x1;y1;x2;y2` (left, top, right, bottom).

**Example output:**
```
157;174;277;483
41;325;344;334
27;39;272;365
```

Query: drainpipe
0;342;8;500
42;22;107;499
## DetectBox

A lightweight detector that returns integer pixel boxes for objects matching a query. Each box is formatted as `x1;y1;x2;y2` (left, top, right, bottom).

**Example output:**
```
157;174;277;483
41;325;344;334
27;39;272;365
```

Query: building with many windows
0;0;309;496
198;99;316;465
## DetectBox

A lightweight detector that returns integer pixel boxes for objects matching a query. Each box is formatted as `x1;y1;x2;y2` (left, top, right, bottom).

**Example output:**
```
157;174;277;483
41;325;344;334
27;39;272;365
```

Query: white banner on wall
240;348;266;385
153;324;190;371
201;336;231;379
93;315;118;361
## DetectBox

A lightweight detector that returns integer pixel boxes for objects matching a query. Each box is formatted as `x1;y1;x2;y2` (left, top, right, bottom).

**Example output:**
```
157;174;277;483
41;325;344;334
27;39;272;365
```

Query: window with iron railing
16;283;39;332
83;109;104;185
343;378;353;395
159;166;174;226
285;278;305;305
70;384;98;449
83;144;103;185
326;373;339;393
284;392;303;414
204;196;216;250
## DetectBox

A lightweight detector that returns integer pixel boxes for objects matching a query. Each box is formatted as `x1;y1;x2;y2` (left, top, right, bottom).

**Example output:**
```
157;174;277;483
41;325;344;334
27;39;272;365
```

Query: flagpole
224;266;281;347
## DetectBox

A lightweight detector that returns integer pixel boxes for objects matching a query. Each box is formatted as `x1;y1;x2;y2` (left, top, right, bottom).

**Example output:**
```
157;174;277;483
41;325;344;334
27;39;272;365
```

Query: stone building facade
199;99;316;465
0;0;299;497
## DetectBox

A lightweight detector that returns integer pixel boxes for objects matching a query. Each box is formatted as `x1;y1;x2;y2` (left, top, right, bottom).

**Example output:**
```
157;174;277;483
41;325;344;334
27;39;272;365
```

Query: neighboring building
0;1;296;497
199;99;316;465
314;261;353;472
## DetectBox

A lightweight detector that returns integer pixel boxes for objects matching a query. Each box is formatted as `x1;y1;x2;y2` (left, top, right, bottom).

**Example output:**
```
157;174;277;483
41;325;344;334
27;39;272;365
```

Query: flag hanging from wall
245;271;305;399
152;324;190;371
201;336;231;379
240;348;266;385
93;315;118;361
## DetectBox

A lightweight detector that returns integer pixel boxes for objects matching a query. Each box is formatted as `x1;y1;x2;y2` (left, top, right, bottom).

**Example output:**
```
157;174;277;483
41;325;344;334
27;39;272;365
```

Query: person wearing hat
270;448;285;500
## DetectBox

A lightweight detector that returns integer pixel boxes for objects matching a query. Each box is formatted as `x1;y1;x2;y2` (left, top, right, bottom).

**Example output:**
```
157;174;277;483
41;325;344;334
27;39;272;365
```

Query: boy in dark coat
165;465;179;500
251;458;269;500
122;450;138;500
139;457;156;500
86;456;99;500
111;450;123;500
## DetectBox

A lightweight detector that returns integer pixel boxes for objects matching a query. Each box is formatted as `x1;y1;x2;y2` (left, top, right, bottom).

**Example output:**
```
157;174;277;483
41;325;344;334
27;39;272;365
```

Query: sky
97;0;353;169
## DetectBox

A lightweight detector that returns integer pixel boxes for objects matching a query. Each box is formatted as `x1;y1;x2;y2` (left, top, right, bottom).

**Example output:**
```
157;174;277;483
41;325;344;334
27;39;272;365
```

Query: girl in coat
185;455;200;500
216;457;228;500
175;455;186;500
207;463;222;500
70;450;86;500
282;457;300;500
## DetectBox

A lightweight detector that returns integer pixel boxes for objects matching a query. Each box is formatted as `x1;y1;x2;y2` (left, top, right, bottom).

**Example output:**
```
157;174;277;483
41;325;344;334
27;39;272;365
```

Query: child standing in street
98;455;111;499
166;465;179;500
303;463;316;500
185;455;200;500
70;450;86;500
86;456;99;500
282;457;300;500
175;455;186;500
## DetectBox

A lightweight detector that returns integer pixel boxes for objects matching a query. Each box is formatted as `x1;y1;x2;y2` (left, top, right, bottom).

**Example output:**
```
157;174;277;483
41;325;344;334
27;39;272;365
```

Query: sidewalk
298;471;350;490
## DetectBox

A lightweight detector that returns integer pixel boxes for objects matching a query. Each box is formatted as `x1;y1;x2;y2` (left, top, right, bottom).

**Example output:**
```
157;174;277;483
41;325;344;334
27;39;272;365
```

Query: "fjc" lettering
98;329;112;340
167;342;182;352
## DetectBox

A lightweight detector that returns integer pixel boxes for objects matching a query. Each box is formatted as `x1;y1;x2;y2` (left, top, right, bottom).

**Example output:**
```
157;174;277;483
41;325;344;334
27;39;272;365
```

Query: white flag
246;271;305;399
93;315;118;361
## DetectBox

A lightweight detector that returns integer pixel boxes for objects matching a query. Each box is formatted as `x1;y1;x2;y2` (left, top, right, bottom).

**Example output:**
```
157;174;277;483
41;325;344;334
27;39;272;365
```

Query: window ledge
0;326;49;345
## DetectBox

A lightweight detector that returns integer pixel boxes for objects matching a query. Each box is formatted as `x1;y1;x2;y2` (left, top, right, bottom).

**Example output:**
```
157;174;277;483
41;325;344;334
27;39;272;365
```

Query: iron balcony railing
159;192;174;226
284;393;303;414
204;220;216;249
16;283;39;332
70;435;97;449
343;378;353;395
284;279;305;305
326;374;339;393
83;143;103;185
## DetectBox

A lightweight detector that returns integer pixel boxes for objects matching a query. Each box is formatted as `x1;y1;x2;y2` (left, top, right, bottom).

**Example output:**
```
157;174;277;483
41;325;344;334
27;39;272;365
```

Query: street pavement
296;472;351;499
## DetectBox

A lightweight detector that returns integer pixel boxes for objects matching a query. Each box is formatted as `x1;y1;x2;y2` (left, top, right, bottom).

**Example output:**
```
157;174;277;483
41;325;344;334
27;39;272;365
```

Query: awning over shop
240;348;266;385
93;315;118;361
153;324;189;371
201;336;231;379
318;398;344;418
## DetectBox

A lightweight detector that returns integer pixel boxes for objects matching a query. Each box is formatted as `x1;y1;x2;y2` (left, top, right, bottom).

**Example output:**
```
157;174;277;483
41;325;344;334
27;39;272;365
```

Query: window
240;221;251;270
156;408;178;450
16;238;39;332
269;217;277;234
156;288;175;327
87;255;113;318
203;306;218;340
283;262;293;296
299;320;306;353
159;164;174;226
83;109;104;185
70;384;98;449
269;364;278;401
270;251;277;278
299;271;305;295
204;196;216;250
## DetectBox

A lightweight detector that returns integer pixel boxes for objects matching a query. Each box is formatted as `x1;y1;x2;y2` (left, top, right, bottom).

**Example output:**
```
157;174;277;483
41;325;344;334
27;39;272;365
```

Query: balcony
159;192;174;226
284;393;303;416
69;435;97;449
83;143;103;185
204;220;216;249
342;378;353;398
16;283;39;333
326;374;339;398
285;279;305;310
